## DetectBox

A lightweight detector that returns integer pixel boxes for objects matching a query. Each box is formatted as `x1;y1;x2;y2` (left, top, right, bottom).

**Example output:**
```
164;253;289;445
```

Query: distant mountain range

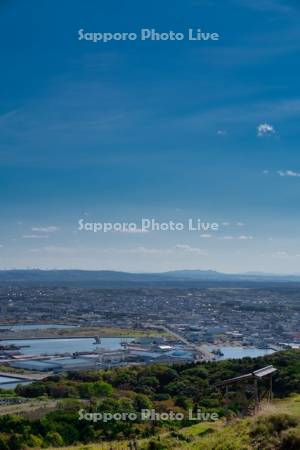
0;269;300;286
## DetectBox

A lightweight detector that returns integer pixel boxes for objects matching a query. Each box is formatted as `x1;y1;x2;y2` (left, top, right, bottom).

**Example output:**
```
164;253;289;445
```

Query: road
159;326;214;361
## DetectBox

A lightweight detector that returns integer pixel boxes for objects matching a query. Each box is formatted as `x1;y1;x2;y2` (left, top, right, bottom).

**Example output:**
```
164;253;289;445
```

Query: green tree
15;381;46;397
92;381;113;397
7;434;23;450
134;394;153;411
45;431;64;446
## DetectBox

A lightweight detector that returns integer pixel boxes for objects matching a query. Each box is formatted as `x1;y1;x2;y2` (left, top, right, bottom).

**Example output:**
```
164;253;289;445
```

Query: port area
0;324;281;384
0;327;212;379
0;337;199;375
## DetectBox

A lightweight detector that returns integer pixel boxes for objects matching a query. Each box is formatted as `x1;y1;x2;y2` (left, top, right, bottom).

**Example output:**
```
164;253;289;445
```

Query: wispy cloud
219;235;253;240
22;234;49;239
28;246;75;254
32;226;60;233
124;245;207;256
277;170;300;177
234;0;293;13
181;99;300;132
272;251;289;258
198;22;300;70
0;110;18;125
175;244;207;255
263;169;300;177
0;79;151;167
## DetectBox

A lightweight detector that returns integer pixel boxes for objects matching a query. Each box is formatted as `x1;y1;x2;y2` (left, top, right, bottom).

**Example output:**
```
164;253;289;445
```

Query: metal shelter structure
216;365;277;414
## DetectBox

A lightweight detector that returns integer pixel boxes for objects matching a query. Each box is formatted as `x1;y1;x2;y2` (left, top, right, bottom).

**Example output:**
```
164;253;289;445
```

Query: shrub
280;427;300;450
147;441;167;449
45;431;64;446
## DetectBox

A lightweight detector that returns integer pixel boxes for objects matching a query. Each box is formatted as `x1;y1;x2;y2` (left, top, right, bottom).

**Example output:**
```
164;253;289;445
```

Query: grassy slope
53;395;300;450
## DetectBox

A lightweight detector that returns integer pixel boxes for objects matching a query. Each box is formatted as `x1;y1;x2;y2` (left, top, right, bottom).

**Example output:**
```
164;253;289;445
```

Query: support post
254;378;259;412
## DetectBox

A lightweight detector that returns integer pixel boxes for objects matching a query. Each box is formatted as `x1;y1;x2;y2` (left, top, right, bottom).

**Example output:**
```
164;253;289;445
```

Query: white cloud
220;235;253;240
32;226;60;233
257;123;276;137
200;234;212;239
236;222;245;227
277;170;300;177
175;244;207;255
131;246;163;254
262;170;269;175
217;129;227;136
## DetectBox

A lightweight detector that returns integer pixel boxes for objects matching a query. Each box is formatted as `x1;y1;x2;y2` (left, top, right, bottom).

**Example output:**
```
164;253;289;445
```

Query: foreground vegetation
0;350;300;449
55;395;300;449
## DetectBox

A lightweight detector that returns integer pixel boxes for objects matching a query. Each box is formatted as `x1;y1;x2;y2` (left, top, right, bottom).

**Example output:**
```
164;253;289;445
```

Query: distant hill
0;269;300;286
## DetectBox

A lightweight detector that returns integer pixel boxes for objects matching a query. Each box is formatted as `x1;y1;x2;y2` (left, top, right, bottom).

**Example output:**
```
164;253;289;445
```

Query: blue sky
1;0;300;272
